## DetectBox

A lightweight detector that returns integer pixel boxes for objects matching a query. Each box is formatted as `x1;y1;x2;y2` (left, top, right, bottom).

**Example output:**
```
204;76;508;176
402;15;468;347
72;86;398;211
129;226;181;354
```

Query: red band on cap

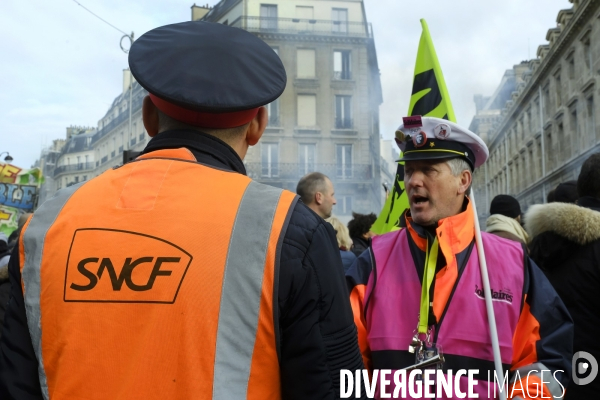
149;94;260;129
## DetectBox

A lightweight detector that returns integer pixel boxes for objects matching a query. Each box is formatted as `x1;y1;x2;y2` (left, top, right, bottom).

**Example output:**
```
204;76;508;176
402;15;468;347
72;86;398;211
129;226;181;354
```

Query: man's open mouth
412;195;429;205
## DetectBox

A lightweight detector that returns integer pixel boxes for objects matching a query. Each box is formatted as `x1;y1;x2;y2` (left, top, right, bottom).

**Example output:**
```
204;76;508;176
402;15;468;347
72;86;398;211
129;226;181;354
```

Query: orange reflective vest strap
20;153;297;399
21;181;86;400
212;181;294;400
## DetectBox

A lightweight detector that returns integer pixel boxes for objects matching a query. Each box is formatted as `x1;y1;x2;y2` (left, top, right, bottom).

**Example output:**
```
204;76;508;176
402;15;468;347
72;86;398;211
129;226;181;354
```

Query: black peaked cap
129;21;287;113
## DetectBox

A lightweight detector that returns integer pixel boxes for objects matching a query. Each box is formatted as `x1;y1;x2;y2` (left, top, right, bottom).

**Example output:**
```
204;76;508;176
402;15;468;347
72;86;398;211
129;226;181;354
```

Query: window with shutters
260;4;277;30
583;35;592;71
569;104;578;156
298;95;317;127
554;70;562;108
332;8;348;34
296;6;313;19
297;49;316;78
586;91;596;142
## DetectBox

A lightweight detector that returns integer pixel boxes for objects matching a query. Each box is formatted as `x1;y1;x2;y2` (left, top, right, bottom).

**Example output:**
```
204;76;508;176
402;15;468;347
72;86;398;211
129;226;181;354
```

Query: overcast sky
1;0;569;168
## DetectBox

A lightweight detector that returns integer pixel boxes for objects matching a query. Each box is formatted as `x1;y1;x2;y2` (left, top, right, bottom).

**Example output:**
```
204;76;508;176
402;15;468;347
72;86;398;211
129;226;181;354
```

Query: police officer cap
395;116;489;169
129;21;287;128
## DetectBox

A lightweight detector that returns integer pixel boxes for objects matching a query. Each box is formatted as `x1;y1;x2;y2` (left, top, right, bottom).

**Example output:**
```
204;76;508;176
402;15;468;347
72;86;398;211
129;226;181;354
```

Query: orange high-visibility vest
19;148;297;400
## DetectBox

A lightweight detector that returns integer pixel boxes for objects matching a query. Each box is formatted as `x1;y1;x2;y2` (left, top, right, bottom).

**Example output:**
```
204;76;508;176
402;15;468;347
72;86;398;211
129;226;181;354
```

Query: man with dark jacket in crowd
347;212;377;257
485;194;529;246
296;172;337;219
0;21;364;399
526;152;600;399
0;233;10;340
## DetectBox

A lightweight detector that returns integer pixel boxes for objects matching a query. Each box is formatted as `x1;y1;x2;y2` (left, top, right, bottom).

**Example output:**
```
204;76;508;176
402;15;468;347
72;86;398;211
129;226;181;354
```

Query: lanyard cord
418;236;439;334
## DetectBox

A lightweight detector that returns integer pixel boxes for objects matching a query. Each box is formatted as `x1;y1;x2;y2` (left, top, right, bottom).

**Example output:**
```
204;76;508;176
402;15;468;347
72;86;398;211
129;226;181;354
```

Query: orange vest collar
436;197;475;256
406;197;475;255
136;147;197;161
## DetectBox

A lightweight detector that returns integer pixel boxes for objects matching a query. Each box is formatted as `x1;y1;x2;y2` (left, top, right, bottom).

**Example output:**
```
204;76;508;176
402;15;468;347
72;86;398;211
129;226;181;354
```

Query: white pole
470;192;508;400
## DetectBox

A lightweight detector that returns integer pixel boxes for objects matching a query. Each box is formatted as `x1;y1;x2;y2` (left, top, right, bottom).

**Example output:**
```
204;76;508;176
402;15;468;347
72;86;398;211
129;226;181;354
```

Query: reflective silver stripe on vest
212;181;283;399
22;183;85;400
510;362;565;399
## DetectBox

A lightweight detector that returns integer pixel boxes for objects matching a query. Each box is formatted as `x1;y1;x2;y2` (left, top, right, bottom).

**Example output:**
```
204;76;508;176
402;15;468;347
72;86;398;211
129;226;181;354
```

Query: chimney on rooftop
191;3;212;21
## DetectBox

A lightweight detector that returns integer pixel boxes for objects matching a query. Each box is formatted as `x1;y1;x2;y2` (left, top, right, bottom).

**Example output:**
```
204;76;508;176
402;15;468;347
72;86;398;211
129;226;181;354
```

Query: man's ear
457;169;472;195
142;96;160;137
315;191;323;205
246;106;267;146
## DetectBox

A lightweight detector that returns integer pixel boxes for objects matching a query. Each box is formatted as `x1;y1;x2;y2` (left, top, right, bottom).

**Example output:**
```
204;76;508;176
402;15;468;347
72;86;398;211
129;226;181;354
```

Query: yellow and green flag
371;19;455;234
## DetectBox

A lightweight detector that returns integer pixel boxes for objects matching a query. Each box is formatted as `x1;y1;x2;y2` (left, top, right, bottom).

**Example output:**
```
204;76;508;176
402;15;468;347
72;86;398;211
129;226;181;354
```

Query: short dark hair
554;180;578;204
296;172;329;205
348;212;377;238
577;153;600;199
489;194;521;218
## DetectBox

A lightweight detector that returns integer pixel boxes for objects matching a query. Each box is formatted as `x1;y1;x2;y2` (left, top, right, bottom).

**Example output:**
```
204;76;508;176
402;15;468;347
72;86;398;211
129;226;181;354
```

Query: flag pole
470;192;508;400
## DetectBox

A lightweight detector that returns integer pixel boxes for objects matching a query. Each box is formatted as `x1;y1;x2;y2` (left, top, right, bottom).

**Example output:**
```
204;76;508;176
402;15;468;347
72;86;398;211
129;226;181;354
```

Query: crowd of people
0;20;597;400
0;212;29;339
485;154;600;399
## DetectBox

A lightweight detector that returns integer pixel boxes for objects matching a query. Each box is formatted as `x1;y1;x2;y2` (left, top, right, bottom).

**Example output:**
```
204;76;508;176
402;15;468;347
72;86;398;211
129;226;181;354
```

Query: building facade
471;0;600;225
37;71;149;204
199;0;384;215
38;1;384;216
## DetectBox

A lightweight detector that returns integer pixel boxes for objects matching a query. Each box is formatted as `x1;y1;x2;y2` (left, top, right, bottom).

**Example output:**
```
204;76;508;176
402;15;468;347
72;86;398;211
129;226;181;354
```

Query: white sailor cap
395;116;489;169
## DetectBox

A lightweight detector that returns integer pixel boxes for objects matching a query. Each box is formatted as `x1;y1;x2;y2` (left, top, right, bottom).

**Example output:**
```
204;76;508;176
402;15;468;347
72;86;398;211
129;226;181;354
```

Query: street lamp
121;32;135;152
0;152;13;162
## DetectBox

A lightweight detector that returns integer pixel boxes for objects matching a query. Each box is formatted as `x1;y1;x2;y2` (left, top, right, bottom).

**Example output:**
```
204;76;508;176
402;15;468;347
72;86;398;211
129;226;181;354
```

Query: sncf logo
70;257;180;292
64;229;192;303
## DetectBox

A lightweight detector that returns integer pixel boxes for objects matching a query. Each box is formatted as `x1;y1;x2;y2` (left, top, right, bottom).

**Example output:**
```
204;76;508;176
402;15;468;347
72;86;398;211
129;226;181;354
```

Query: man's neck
142;129;246;174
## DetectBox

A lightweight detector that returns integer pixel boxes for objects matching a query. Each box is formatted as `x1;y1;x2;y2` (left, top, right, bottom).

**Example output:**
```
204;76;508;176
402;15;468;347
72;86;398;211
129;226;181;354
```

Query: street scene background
1;0;594;226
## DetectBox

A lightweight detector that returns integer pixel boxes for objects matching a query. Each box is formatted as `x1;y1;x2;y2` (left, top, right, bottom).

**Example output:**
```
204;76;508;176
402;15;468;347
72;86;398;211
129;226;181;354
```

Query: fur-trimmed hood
525;202;600;245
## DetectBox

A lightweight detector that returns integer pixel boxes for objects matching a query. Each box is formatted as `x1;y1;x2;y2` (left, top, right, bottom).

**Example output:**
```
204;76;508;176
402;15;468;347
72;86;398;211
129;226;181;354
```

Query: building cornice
488;0;599;149
255;31;370;45
514;142;600;200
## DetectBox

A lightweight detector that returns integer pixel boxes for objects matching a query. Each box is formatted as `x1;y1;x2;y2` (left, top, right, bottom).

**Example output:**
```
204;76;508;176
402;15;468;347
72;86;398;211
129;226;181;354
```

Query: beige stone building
38;1;383;216
197;0;384;215
471;0;600;225
37;72;148;205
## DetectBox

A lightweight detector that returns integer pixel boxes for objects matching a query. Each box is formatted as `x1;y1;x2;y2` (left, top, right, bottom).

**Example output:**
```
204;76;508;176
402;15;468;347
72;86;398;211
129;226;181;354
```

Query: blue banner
0;183;37;210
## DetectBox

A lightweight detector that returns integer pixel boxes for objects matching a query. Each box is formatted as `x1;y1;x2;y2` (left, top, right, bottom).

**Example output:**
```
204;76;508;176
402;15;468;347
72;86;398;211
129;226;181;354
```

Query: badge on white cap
434;123;451;140
403;115;423;129
412;131;428;148
395;129;407;142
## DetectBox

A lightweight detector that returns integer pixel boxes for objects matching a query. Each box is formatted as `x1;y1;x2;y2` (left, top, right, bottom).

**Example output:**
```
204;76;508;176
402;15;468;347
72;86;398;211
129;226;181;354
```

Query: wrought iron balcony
333;70;352;80
244;162;373;182
335;117;354;129
53;162;95;177
230;17;372;38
